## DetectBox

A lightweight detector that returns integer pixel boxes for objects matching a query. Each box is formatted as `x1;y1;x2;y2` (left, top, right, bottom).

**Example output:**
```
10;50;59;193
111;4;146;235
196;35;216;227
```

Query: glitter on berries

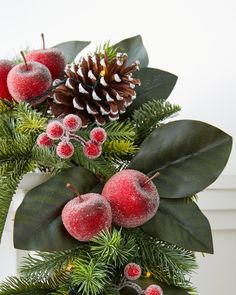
63;114;82;132
46;121;64;140
56;141;74;159
145;284;163;295
37;132;53;147
124;263;142;280
90;127;107;144
83;140;102;159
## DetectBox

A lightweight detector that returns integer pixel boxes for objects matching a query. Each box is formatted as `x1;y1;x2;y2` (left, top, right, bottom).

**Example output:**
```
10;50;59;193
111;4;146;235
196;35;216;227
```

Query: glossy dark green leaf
142;199;213;253
120;278;189;295
121;68;177;118
14;167;99;251
114;35;148;67
129;120;232;198
53;40;90;63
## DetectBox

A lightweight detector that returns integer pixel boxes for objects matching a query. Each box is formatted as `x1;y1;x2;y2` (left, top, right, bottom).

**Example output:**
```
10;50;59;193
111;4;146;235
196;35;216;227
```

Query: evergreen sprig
124;229;197;289
103;140;138;159
105;121;136;141
91;229;136;266
71;257;113;295
0;277;54;295
96;41;118;61
132;99;181;142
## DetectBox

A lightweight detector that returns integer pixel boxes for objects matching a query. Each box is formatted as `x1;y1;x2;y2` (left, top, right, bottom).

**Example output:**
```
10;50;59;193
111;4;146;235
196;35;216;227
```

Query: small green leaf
142;198;213;253
122;68;177;118
53;40;90;63
129;120;232;198
14;167;99;251
114;35;148;67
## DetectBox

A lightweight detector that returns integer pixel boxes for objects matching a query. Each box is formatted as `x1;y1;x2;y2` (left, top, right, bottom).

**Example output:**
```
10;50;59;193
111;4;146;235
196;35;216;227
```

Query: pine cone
50;52;140;127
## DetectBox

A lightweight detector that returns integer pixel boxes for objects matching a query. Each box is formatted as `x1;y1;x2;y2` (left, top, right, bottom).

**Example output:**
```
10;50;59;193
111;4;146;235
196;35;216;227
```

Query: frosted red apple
0;59;14;100
7;61;52;103
26;48;66;80
62;187;112;241
102;169;159;228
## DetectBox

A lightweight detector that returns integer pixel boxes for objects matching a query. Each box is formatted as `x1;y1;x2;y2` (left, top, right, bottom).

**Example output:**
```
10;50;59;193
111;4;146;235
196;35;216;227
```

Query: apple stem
66;183;82;201
41;33;46;50
142;171;160;187
20;51;29;71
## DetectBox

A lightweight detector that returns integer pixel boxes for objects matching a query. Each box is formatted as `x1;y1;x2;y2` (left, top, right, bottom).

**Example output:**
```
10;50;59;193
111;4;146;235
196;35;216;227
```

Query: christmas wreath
0;35;232;295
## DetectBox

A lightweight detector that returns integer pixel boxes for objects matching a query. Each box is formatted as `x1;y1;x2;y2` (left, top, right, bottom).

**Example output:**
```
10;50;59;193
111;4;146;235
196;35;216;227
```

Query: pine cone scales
51;52;141;127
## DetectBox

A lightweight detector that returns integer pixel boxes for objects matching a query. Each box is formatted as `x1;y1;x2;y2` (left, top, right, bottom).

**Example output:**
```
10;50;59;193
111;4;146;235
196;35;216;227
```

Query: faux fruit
25;34;66;80
62;184;112;241
102;169;159;228
7;52;52;103
0;59;14;100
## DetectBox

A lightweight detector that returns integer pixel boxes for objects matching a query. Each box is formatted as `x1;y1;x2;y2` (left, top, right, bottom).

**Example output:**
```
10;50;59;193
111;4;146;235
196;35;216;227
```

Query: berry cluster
37;114;107;160
121;263;163;295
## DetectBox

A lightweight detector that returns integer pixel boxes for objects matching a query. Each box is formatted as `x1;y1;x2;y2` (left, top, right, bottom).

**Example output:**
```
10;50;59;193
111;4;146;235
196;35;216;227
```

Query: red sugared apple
25;34;66;80
7;52;52;104
102;169;159;228
62;184;112;241
0;59;14;101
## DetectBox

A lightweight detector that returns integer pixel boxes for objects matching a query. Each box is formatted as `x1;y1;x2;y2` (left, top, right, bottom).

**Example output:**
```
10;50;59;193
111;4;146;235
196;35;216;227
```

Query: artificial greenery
0;35;232;295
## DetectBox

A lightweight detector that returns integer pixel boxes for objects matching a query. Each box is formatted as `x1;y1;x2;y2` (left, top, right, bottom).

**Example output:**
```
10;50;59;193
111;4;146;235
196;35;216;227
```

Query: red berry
46;121;64;140
90;127;107;144
56;141;74;159
83;141;102;159
7;61;52;104
145;285;163;295
37;132;53;147
124;263;142;280
0;59;14;101
63;114;82;132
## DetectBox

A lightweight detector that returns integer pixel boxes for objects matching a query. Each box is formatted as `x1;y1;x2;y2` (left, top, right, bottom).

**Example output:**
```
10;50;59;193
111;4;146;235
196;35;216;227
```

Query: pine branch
132;99;181;142
103;140;138;159
14;103;47;134
72;145;117;181
123;229;197;289
0;159;35;241
104;121;136;141
0;277;54;295
20;247;88;284
71;257;113;295
91;229;136;267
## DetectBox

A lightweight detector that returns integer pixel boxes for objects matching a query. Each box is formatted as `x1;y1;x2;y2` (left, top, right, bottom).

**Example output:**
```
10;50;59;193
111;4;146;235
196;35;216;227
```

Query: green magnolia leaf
120;278;189;295
14;167;99;251
114;35;148;67
53;40;90;63
129;120;232;198
142;198;213;253
122;68;177;118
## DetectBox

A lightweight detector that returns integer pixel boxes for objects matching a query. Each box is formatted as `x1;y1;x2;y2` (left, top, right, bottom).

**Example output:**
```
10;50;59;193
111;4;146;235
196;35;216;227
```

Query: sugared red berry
83;141;102;159
63;114;82;132
124;263;142;281
145;284;163;295
46;121;64;140
56;141;74;159
37;132;53;147
90;127;107;144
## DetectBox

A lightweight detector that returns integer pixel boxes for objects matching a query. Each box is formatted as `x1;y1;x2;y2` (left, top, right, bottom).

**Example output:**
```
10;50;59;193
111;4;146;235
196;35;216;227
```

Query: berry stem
142;171;160;187
20;51;29;71
118;281;143;294
66;183;83;201
41;33;46;50
69;134;87;145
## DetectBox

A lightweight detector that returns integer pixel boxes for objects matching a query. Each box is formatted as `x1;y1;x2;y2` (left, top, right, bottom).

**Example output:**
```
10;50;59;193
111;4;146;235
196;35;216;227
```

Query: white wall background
0;0;235;293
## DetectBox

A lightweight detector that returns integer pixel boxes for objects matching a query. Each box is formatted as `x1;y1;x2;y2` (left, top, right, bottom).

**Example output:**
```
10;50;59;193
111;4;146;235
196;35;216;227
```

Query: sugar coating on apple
26;48;66;80
7;61;52;103
0;59;14;100
62;193;112;241
102;169;159;228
